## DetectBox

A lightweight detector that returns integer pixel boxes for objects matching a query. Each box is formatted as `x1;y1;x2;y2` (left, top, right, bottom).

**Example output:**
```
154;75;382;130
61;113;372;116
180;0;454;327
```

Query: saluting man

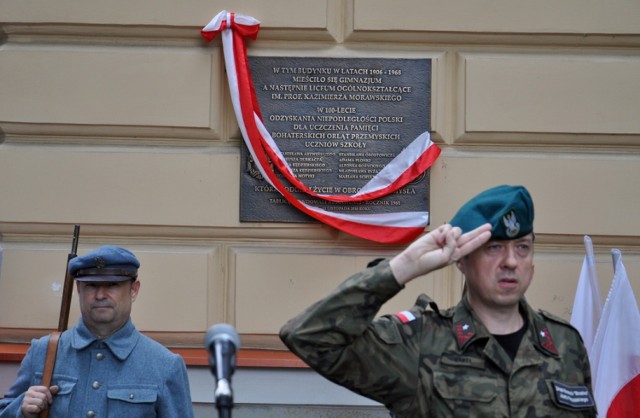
281;185;597;417
0;245;194;418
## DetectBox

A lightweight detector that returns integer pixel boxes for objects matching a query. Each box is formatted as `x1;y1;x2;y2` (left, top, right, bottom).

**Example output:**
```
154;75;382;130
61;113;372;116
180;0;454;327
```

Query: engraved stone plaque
240;57;432;223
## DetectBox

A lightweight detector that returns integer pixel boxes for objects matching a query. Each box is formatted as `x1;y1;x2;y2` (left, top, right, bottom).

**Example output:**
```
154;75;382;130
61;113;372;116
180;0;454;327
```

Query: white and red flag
570;235;603;355
590;249;640;417
201;11;441;243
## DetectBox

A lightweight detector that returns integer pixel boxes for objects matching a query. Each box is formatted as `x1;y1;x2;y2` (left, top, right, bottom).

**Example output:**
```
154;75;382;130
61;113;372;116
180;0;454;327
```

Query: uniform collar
451;295;489;350
72;317;139;360
530;310;560;357
451;297;559;358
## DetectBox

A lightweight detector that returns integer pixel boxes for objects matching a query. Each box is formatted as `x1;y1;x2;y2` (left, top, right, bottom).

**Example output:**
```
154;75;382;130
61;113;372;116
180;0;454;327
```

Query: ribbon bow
201;11;260;42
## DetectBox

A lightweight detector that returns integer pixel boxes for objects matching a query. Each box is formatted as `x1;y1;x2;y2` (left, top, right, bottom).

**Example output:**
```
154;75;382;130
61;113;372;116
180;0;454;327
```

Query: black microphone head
205;323;241;351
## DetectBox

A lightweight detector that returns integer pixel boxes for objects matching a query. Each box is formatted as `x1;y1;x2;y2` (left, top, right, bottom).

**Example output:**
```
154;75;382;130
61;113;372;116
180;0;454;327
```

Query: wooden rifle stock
57;225;80;332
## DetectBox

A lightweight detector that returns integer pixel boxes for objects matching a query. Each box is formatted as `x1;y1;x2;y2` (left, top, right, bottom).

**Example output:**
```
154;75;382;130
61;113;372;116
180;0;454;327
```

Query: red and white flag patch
395;310;416;323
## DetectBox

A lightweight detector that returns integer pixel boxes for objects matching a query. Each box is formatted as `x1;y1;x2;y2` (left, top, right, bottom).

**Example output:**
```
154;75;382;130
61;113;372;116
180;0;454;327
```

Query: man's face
76;279;140;337
457;233;534;311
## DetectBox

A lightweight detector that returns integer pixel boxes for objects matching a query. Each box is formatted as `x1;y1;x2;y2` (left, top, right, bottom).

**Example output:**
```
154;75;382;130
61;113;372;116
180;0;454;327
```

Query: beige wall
1;0;639;348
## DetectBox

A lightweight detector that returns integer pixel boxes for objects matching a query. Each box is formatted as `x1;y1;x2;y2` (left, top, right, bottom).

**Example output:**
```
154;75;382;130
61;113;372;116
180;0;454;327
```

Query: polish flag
590;249;640;417
570;235;603;355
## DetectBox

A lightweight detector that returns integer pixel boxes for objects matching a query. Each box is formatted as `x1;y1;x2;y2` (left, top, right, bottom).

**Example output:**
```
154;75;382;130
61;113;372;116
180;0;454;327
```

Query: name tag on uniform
550;381;595;409
440;353;486;369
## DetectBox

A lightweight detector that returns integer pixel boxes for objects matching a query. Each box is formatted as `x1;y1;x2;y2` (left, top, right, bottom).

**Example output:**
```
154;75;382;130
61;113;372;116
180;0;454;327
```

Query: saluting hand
390;223;491;285
21;385;59;418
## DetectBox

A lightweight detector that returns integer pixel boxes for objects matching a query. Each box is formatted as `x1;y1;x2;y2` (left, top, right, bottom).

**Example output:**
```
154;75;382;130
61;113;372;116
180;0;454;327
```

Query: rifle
40;225;80;418
57;225;80;332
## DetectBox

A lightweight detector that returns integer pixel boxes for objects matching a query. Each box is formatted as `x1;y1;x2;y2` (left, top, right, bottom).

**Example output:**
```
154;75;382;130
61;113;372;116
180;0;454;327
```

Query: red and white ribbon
202;11;441;243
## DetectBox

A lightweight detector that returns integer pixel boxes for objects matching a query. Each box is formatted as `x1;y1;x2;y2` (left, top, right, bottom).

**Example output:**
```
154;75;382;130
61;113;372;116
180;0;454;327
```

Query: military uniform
280;259;597;417
0;245;194;418
0;318;193;418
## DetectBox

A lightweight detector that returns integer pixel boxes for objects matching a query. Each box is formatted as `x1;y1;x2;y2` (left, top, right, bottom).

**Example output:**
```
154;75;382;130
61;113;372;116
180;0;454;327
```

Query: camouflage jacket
280;259;597;418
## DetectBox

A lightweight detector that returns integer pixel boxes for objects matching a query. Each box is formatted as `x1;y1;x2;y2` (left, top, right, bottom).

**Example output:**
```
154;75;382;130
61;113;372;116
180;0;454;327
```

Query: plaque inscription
240;57;432;222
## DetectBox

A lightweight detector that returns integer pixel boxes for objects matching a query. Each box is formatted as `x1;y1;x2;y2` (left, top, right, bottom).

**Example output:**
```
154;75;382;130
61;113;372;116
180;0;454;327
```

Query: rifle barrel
57;225;80;332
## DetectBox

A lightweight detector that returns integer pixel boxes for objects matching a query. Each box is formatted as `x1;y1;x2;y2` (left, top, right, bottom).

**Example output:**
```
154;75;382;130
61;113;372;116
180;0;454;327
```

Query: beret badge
502;210;520;238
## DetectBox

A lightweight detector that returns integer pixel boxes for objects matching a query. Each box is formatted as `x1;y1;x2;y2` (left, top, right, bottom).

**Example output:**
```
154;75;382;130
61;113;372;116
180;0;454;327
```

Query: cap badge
503;210;520;238
94;256;106;269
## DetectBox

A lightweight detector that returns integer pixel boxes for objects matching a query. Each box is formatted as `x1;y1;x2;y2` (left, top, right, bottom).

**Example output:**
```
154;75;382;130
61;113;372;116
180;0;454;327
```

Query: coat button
87;411;96;418
96;353;104;360
92;381;101;389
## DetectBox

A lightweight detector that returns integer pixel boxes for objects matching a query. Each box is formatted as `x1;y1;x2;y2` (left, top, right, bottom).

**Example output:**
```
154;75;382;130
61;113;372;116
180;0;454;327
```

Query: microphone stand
215;381;232;418
206;323;239;418
214;337;234;418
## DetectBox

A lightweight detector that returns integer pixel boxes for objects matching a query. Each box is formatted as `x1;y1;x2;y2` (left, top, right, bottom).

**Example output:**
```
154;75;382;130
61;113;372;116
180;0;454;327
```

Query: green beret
450;185;534;240
68;245;140;282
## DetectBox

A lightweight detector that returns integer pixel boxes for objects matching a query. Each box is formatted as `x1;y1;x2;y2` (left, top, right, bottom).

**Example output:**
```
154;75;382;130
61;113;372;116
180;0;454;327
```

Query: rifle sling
39;331;60;418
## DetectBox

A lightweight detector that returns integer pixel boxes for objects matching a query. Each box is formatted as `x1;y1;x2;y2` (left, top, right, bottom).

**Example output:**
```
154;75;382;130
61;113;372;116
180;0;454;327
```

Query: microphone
205;323;241;417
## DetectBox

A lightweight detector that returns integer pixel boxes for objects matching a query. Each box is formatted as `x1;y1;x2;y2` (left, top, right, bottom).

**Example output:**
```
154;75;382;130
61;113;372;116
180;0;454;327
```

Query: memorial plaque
240;57;432;223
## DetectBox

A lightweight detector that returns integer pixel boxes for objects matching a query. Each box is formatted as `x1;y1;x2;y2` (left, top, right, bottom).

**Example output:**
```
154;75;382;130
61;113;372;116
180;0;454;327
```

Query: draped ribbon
202;11;441;243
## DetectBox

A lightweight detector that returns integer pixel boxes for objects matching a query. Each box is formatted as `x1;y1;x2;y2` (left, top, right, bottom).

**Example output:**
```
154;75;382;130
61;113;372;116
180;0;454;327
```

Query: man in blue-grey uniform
0;245;194;418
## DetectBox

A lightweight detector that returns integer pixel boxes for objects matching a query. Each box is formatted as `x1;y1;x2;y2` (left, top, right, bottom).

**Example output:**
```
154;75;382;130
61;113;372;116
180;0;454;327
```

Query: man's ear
130;280;141;302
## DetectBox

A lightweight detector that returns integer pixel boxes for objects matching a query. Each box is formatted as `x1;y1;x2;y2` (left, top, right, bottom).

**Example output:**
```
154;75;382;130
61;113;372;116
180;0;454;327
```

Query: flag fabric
201;11;441;243
570;235;603;355
590;249;640;417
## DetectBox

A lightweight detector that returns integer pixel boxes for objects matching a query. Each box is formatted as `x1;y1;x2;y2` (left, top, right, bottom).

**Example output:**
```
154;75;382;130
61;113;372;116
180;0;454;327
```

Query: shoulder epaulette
539;309;573;327
415;293;445;314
